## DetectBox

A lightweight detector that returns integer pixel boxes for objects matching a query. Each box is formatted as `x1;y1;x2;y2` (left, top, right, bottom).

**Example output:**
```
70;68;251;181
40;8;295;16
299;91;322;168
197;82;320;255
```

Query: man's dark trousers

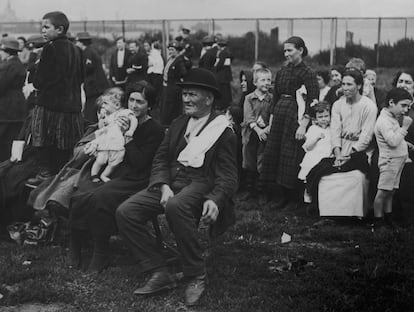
116;166;211;277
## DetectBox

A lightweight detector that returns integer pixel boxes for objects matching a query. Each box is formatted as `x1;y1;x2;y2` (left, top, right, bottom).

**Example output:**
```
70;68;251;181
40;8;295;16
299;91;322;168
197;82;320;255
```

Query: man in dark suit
76;32;109;123
214;38;233;110
126;40;148;87
198;35;217;73
109;36;131;90
116;68;238;306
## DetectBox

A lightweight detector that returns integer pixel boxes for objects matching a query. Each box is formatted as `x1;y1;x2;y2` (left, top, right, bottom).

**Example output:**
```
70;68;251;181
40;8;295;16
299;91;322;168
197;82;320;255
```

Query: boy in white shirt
373;88;413;229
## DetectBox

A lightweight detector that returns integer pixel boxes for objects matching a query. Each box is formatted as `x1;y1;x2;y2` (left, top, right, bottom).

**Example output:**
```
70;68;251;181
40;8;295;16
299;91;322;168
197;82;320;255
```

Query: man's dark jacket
214;47;233;83
33;35;84;113
83;45;108;97
198;47;217;73
149;113;238;236
127;51;148;84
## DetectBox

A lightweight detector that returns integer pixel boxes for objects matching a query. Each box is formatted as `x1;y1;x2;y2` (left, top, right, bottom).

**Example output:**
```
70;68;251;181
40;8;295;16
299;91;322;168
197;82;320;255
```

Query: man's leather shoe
133;271;177;295
185;274;206;306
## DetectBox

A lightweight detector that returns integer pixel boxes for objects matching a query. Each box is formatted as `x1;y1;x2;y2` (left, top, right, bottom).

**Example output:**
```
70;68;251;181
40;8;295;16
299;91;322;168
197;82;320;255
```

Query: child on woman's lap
86;92;137;182
299;101;332;204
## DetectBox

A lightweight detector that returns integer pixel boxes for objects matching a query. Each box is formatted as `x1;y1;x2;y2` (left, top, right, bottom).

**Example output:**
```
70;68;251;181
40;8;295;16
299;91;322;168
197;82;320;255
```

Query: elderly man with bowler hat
0;37;27;161
75;32;108;123
116;68;238;306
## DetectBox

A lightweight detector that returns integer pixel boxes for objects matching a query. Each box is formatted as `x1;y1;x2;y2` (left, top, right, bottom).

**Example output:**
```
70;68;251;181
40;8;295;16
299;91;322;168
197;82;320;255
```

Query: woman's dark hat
27;35;47;48
168;40;183;51
177;68;221;98
202;35;215;46
76;31;92;41
0;37;21;51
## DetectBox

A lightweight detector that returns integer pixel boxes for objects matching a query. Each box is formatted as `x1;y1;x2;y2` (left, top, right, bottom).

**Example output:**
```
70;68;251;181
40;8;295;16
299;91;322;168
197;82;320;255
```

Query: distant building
0;0;18;22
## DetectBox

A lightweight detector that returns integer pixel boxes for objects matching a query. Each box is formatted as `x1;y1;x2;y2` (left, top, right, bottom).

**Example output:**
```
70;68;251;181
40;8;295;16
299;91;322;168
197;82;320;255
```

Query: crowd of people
0;10;414;307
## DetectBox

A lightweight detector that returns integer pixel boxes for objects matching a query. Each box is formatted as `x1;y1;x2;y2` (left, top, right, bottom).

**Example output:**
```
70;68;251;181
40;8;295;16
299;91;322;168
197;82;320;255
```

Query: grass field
0;65;411;312
1;195;413;312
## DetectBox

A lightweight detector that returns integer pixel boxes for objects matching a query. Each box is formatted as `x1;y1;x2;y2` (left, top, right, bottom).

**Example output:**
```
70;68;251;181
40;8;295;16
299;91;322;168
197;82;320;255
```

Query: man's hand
201;200;219;224
160;184;174;208
407;141;414;151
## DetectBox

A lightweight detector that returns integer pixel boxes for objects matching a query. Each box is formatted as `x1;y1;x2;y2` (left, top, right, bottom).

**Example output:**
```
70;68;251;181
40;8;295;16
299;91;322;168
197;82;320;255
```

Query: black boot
88;236;110;272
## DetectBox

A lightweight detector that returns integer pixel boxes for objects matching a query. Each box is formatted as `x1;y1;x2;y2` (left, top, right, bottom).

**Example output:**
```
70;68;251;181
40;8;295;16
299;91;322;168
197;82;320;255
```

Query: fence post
404;18;408;39
83;20;87;32
376;17;381;67
122;20;125;39
211;19;215;36
288;19;294;37
329;18;337;66
102;20;105;36
255;19;259;62
320;18;323;51
162;20;169;60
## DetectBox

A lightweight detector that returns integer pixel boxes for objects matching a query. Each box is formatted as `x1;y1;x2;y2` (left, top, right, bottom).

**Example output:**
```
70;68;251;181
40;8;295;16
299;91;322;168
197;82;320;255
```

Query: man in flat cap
116;68;238;306
159;40;189;126
75;32;108;123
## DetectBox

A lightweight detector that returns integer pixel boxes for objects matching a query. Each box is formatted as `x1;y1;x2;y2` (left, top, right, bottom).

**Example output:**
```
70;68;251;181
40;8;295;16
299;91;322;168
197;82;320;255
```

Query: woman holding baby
68;81;164;272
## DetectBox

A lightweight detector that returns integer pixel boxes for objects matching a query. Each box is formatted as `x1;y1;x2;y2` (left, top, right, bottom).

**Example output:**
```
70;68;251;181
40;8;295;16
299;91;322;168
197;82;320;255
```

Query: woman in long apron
260;36;319;209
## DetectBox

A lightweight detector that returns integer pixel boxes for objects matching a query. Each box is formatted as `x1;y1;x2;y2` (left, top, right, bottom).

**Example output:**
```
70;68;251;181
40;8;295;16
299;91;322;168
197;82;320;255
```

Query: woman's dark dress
261;62;319;190
69;118;164;237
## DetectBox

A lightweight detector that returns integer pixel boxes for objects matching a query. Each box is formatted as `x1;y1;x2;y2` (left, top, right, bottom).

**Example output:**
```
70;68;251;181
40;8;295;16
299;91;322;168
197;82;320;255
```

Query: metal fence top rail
2;16;414;24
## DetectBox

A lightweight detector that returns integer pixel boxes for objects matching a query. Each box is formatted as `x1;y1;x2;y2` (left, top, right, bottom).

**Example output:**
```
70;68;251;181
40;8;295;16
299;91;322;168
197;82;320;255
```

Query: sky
1;0;414;21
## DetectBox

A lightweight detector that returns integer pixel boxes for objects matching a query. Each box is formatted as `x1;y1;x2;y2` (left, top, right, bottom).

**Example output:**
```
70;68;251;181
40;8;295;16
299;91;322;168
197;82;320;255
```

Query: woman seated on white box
306;69;377;216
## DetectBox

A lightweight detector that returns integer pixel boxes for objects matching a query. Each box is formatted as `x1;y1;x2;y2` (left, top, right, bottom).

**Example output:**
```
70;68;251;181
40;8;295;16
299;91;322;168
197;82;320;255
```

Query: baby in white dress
87;93;138;182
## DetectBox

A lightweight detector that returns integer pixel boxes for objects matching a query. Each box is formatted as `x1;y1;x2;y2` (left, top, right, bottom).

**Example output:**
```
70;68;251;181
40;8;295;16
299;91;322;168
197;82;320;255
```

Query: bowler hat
177;68;221;98
76;31;92;41
0;37;21;52
168;40;183;51
27;35;46;49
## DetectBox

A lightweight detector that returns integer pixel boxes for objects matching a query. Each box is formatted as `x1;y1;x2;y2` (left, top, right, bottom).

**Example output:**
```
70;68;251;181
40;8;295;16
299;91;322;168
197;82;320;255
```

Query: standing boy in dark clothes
28;11;84;185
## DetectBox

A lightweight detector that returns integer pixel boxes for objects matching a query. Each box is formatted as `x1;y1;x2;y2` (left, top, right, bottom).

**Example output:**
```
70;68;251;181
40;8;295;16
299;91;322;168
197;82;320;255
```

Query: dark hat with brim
0;37;21;52
202;35;215;45
217;38;228;46
27;35;47;48
168;40;183;51
177;68;221;98
76;31;92;41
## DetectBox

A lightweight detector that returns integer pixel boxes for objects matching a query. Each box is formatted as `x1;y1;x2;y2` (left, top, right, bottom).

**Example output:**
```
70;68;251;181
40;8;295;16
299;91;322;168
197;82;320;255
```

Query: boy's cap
27;35;47;48
0;37;21;51
76;31;91;41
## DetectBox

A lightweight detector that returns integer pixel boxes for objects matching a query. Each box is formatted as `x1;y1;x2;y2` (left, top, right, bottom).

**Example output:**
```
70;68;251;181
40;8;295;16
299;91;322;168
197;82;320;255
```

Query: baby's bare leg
100;164;116;182
91;152;107;180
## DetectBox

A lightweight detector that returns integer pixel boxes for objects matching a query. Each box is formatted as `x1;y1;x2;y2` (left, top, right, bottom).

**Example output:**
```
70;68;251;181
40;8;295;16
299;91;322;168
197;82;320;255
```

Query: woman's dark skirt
260;96;304;190
70;175;149;237
31;105;83;150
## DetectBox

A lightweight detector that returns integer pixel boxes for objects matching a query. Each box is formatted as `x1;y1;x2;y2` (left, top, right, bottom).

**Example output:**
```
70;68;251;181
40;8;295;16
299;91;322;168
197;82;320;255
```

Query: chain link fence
1;17;413;65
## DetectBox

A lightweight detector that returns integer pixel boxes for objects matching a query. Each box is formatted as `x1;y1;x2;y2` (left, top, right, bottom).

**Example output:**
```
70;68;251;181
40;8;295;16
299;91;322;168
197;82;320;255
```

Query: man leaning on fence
116;68;238;306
